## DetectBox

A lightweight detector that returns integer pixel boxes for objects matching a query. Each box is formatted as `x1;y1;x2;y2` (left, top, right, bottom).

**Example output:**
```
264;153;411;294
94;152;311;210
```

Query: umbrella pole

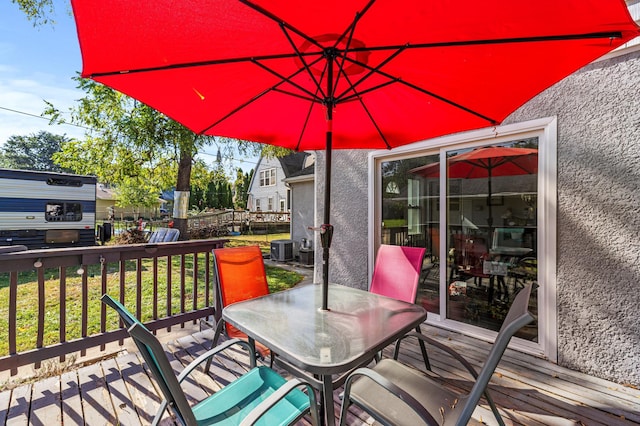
319;54;335;311
321;138;333;311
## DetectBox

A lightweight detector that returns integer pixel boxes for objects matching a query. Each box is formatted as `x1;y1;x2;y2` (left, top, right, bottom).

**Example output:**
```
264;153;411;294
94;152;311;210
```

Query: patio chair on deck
369;244;430;371
101;294;318;426
207;245;272;366
339;284;534;426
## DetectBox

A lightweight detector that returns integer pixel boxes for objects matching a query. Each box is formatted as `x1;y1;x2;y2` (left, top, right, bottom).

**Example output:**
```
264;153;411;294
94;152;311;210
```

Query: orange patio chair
369;244;430;370
209;245;272;364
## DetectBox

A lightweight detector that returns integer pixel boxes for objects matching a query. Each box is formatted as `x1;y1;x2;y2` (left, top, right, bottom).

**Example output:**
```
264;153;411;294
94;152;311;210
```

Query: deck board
29;376;62;426
1;324;639;425
5;383;31;426
60;370;84;426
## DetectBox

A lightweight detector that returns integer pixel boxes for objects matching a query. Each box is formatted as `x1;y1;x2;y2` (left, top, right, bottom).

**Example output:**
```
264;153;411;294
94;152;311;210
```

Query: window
267;197;274;211
371;118;557;360
46;177;83;187
260;168;276;186
279;199;286;212
45;202;83;222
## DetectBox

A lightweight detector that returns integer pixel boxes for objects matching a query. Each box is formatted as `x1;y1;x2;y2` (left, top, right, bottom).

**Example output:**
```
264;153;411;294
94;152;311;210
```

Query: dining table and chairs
222;283;427;426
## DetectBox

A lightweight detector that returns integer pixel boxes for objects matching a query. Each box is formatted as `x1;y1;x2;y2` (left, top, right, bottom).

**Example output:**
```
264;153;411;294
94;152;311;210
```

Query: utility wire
0;105;91;130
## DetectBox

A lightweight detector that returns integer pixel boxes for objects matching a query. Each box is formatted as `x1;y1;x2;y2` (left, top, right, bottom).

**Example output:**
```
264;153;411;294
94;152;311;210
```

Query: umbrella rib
84;51;317;79
294;87;322;152
333;0;377;51
279;23;327;100
251;57;324;102
199;54;328;134
345;56;499;125
338;71;391;149
339;79;398;103
240;0;324;51
342;31;625;55
84;31;623;79
335;46;407;101
332;14;361;101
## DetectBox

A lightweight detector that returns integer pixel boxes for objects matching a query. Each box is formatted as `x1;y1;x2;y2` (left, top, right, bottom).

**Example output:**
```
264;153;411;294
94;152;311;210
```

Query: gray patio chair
147;227;167;243
339;284;534;426
101;294;318;426
148;227;180;243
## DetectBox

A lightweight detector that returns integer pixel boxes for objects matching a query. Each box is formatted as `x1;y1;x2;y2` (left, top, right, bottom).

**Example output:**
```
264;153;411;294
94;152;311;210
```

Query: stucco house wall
316;47;640;386
504;48;640;385
313;151;370;289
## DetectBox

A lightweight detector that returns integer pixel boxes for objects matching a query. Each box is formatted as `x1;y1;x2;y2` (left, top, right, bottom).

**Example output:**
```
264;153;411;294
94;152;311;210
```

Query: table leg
322;374;335;426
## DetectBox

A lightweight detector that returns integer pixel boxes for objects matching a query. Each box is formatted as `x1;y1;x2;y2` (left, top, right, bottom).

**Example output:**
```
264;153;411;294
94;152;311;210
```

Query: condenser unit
270;239;294;262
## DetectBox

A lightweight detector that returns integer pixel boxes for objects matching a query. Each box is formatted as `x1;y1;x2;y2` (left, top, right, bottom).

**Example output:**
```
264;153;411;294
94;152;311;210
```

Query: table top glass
223;283;426;375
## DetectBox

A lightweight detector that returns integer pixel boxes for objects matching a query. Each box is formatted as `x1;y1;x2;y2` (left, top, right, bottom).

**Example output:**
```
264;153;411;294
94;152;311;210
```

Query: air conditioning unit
271;239;294;262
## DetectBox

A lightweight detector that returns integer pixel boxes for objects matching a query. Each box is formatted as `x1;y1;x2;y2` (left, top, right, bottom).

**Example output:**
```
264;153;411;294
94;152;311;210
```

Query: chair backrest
213;246;269;334
458;284;534;424
101;294;196;425
369;245;426;303
165;228;180;242
147;228;167;243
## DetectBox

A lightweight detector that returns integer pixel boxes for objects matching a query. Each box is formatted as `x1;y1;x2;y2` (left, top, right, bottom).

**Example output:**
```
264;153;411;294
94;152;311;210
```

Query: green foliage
234;168;254;209
0;131;72;172
10;0;55;26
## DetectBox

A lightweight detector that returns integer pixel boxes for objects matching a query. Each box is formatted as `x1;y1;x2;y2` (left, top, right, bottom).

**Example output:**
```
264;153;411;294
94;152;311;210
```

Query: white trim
368;117;558;361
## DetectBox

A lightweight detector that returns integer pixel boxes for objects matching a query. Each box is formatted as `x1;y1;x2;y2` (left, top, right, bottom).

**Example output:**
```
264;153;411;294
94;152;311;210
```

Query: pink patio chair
369;244;431;370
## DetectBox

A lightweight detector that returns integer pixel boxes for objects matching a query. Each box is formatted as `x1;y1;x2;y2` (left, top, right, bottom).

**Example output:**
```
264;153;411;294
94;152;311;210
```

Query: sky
0;1;258;173
0;2;84;143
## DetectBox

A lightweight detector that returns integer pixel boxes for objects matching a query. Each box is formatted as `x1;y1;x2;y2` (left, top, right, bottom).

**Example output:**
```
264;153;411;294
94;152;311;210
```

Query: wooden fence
0;239;227;376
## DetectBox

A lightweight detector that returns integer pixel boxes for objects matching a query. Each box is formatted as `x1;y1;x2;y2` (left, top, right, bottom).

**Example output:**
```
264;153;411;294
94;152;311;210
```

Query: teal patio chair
102;294;318;426
339;284;534;426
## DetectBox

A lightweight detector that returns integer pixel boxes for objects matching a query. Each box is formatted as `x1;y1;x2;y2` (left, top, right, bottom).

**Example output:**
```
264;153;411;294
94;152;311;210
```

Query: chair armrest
394;332;506;426
176;338;254;384
342;367;439;425
239;378;319;426
153;339;256;425
394;331;480;379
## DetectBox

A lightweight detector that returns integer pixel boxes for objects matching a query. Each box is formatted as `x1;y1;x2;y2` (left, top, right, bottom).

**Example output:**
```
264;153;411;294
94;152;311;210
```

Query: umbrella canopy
411;146;538;179
70;0;638;309
411;145;538;229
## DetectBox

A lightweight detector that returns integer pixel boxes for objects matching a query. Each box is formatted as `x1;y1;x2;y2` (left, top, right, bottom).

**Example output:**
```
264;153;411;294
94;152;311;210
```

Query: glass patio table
222;283;427;426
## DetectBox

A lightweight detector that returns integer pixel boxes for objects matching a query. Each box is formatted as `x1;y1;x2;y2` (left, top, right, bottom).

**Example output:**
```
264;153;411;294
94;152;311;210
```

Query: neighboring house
247;152;315;254
95;184;165;220
312;7;640;387
247;152;314;215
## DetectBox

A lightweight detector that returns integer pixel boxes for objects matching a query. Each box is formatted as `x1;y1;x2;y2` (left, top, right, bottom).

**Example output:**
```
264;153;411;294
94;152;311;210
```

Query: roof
278;152;313;178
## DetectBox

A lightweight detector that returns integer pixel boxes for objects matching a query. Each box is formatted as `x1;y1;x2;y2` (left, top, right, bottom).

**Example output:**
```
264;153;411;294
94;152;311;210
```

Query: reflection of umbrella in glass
70;1;638;310
411;146;538;229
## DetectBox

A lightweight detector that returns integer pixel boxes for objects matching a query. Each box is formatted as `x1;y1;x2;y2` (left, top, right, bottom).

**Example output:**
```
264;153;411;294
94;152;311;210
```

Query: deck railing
0;239;227;376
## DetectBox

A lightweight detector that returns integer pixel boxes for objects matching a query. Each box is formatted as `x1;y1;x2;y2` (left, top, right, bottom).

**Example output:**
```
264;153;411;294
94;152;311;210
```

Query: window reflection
381;154;440;314
445;139;538;340
379;138;538;342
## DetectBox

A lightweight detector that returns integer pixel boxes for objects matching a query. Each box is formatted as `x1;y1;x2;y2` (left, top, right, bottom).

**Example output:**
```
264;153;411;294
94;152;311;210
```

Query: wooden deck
1;325;639;426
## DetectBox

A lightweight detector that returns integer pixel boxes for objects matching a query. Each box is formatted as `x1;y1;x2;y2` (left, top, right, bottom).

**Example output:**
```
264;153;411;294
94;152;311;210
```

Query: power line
0;105;91;130
199;150;259;165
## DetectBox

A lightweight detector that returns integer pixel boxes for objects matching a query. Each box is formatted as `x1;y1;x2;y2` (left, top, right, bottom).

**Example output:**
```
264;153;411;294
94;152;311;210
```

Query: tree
0;131;72;172
234;168;254;210
45;79;206;237
11;0;55;26
46;79;272;237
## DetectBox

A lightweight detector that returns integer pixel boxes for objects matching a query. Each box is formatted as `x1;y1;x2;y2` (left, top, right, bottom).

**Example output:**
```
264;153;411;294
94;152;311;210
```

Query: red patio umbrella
411;145;538;230
70;0;638;310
